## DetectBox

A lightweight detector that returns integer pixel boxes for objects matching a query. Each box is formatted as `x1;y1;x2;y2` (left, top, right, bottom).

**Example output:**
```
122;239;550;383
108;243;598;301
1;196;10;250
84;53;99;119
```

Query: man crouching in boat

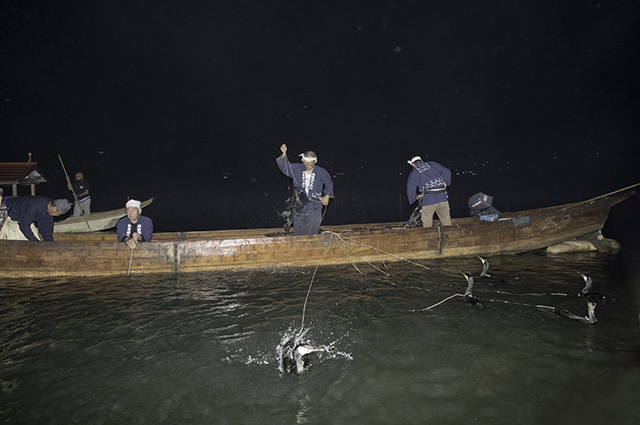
276;144;334;235
116;199;153;249
0;195;71;241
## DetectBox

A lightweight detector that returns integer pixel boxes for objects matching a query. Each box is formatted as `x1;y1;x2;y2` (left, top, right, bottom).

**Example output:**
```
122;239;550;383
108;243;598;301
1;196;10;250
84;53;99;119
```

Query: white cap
407;156;422;165
125;199;141;210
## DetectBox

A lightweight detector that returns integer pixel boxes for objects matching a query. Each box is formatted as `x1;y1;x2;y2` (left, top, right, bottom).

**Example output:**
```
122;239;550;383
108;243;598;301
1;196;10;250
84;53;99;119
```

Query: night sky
2;1;639;246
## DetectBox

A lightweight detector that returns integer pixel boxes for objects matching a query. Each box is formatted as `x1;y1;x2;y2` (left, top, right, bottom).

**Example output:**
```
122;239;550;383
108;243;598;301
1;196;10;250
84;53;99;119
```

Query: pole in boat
57;154;93;232
127;247;135;276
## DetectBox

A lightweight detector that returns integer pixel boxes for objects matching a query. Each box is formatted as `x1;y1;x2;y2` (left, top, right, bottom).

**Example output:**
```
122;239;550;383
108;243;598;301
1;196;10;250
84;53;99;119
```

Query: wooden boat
53;198;154;233
0;186;636;278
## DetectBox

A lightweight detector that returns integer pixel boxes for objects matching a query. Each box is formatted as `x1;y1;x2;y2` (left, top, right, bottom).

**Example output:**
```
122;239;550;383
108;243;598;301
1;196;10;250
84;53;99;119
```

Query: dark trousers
293;209;322;235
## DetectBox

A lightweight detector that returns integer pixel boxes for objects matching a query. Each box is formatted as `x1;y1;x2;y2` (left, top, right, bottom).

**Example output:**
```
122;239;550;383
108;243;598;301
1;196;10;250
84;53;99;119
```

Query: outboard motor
468;192;500;221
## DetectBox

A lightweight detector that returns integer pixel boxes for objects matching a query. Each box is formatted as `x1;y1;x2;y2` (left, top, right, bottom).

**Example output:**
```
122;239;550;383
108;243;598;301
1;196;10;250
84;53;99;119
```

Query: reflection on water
1;250;640;424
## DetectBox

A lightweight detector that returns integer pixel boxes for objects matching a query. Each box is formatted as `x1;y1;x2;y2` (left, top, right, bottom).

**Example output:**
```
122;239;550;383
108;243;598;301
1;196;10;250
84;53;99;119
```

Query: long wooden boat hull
0;188;635;278
53;198;154;233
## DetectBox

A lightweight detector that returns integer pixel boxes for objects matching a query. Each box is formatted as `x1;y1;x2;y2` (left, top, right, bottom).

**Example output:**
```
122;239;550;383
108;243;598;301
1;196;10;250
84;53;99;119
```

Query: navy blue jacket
277;157;334;213
5;196;55;241
407;161;452;206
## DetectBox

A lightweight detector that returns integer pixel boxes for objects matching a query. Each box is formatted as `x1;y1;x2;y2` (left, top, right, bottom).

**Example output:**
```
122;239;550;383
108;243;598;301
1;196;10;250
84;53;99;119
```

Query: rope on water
489;298;555;309
298;232;335;336
401;295;557;313
494;290;568;297
402;293;464;312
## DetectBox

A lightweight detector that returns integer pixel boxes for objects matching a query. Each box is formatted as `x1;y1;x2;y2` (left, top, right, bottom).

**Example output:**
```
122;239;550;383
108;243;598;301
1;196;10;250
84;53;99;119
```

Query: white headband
299;153;318;162
407;156;422;165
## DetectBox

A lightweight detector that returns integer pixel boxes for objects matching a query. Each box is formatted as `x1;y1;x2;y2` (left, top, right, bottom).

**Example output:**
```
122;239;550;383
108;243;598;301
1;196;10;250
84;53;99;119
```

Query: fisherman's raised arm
276;144;295;178
277;144;287;160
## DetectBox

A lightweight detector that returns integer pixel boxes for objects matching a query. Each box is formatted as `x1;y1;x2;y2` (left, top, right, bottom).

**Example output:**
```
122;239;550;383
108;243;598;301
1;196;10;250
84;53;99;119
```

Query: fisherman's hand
125;237;137;249
417;193;423;200
321;195;330;206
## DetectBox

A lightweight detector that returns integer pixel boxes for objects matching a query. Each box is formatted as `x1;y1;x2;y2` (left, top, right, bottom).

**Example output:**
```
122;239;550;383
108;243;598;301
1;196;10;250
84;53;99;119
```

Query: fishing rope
298;232;335;336
331;233;391;277
489;298;555;310
333;236;365;274
313;231;569;313
282;154;300;187
326;232;431;271
402;294;464;312
494;290;567;297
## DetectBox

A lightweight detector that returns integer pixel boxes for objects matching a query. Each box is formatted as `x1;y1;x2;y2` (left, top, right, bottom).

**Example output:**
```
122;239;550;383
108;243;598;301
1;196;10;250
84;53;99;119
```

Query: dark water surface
2;249;640;424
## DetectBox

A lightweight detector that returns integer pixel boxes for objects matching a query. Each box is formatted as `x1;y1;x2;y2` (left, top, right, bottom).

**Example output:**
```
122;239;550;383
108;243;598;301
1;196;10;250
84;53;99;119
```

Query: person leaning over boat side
406;155;452;228
0;196;71;241
68;171;91;217
276;144;334;235
116;199;153;249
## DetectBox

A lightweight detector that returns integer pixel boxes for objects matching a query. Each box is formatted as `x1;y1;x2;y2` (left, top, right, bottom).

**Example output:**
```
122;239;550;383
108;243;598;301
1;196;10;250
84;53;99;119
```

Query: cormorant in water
460;272;485;308
282;341;324;375
476;256;506;283
554;301;597;324
577;273;606;302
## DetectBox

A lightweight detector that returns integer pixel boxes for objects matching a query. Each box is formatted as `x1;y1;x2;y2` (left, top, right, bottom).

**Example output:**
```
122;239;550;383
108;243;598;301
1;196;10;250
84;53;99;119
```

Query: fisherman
68;171;91;217
0;195;72;241
406;155;452;227
276;144;334;235
116;199;153;249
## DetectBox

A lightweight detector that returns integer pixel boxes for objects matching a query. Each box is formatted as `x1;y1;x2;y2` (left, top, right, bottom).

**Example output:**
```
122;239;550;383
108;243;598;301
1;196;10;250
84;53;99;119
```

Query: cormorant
282;341;323;375
476;256;506;283
554;301;597;324
460;271;485;308
577;272;606;302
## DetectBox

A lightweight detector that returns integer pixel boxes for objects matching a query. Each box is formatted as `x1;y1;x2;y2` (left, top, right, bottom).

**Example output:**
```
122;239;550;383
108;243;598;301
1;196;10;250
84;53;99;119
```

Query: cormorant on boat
280;191;310;232
554;301;597;324
460;272;485;308
282;340;324;375
577;272;606;302
406;205;422;227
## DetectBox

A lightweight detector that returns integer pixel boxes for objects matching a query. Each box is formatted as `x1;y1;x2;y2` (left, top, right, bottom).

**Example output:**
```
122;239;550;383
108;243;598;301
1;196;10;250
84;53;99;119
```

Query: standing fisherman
406;155;452;227
68;172;91;217
276;144;334;235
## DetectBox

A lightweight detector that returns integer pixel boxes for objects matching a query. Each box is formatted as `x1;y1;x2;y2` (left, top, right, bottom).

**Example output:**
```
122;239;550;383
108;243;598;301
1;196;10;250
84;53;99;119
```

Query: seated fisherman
116;199;153;249
0;195;72;241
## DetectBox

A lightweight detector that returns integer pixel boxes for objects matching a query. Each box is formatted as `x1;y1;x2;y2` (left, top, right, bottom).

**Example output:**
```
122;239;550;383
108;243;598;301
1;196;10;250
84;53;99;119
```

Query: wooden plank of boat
0;186;636;278
53;198;154;233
